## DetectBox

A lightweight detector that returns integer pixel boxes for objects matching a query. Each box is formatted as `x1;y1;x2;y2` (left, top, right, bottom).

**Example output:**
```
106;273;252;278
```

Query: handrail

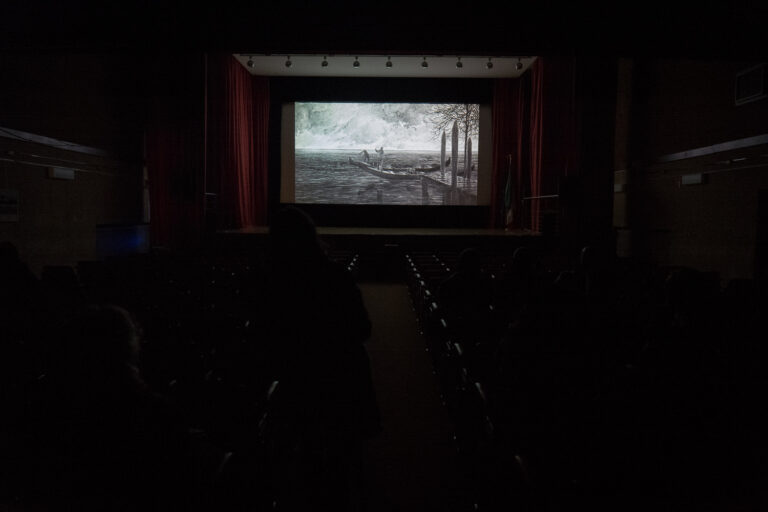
522;194;560;201
520;194;559;233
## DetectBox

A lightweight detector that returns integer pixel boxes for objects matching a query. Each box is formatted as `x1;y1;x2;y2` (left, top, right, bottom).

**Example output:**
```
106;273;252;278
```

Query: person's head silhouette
56;304;144;392
511;246;532;273
456;247;481;275
0;240;20;264
269;206;325;265
0;240;28;279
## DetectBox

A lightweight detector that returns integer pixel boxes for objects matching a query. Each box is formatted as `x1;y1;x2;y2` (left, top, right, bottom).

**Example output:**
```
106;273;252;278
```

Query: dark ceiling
2;1;766;60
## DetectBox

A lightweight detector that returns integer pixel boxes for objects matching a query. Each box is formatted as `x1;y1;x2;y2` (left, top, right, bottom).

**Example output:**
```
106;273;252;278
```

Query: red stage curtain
529;60;544;233
145;54;206;250
251;75;270;226
490;79;514;229
207;54;270;230
493;57;615;240
529;57;580;233
490;77;529;229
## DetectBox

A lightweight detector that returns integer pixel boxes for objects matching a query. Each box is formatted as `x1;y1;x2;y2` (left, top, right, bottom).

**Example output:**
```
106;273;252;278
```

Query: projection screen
281;102;491;206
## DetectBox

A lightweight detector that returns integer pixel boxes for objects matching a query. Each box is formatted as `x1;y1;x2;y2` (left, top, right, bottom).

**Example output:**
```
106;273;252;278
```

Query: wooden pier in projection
420;120;476;205
420;174;476;204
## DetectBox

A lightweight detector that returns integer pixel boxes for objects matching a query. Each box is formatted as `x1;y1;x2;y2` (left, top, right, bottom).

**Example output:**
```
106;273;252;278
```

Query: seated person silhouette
576;244;616;304
0;241;47;500
265;206;380;511
498;246;536;316
23;304;196;511
0;241;45;345
438;248;494;342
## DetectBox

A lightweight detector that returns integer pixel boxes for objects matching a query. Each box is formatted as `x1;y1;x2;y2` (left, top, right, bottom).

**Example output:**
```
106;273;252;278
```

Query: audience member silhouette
0;242;47;504
438;247;495;344
499;246;537;317
653;267;731;505
23;304;197;511
265;206;380;512
439;248;487;312
576;244;618;305
0;241;45;346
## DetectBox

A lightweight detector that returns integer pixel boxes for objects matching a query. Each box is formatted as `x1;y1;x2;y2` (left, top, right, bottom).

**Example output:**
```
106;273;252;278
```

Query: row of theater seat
406;251;528;511
406;248;768;511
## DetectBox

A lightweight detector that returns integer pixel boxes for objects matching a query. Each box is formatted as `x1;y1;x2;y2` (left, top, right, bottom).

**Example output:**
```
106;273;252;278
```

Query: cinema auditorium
2;5;767;511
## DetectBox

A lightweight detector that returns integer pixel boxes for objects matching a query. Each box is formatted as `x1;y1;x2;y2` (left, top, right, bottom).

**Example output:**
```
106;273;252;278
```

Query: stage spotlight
486;57;493;69
386;56;392;68
246;56;254;68
353;56;360;68
285;56;292;68
422;57;429;68
516;58;523;70
322;56;328;67
456;57;463;69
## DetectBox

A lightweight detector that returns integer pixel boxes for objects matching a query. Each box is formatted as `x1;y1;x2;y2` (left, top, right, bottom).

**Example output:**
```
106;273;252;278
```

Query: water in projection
295;102;479;205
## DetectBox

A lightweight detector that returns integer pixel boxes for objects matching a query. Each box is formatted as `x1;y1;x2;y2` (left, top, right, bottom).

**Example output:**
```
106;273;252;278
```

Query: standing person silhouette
265;206;380;512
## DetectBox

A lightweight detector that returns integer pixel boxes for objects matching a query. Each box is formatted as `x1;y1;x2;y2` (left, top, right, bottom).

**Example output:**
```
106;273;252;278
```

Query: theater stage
216;226;547;253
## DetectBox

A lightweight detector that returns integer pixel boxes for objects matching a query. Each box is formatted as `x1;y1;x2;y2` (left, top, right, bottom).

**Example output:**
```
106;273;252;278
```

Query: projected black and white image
295;102;479;205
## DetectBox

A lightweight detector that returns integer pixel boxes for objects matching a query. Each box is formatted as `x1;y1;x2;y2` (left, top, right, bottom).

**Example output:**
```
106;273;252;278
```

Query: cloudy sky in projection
295;102;454;151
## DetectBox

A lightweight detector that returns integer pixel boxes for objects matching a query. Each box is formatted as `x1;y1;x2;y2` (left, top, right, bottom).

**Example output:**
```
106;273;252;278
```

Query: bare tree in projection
429;104;479;150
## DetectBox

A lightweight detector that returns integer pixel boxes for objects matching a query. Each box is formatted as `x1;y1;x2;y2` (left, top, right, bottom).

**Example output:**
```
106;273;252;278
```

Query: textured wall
626;58;768;281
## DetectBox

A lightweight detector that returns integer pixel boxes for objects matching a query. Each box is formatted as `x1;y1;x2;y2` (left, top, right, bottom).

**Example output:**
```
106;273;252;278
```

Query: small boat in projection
348;158;421;180
412;163;442;173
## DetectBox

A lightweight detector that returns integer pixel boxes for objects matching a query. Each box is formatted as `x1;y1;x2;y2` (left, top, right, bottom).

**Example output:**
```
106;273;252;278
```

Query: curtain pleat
529;60;544;233
207;54;269;230
145;54;205;250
